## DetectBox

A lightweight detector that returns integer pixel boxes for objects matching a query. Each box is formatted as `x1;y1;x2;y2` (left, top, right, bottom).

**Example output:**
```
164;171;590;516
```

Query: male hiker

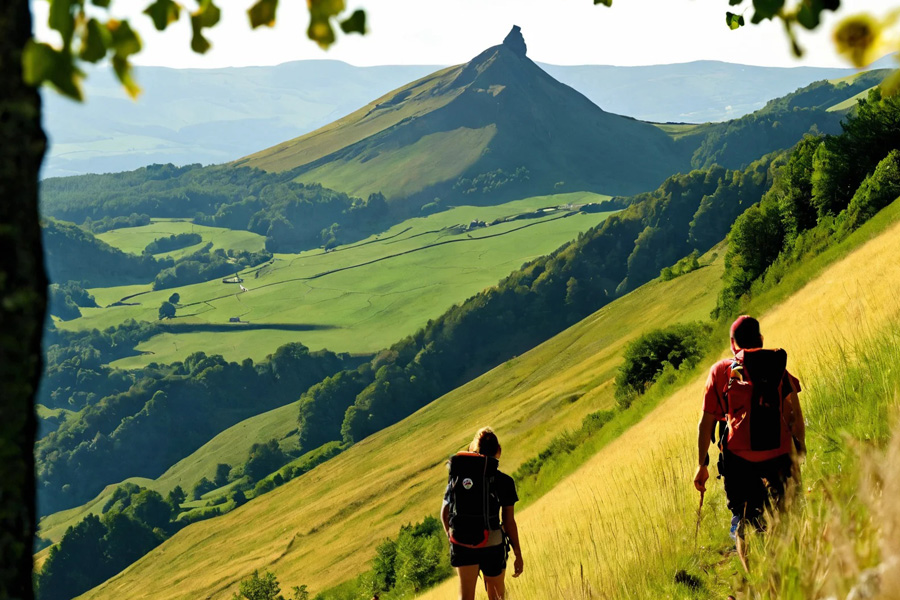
693;315;806;562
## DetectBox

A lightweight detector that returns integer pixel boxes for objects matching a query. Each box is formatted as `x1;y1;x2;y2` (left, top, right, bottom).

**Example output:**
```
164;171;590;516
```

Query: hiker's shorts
449;542;507;576
722;450;794;531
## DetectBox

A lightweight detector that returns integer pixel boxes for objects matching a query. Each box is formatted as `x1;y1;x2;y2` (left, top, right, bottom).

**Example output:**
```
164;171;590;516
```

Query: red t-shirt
702;356;801;462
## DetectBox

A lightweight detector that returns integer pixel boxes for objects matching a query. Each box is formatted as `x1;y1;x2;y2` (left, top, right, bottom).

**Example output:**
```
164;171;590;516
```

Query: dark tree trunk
0;1;46;599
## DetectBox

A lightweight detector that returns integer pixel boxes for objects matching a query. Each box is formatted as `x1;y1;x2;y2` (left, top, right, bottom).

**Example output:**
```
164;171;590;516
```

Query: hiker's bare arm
502;505;524;577
441;502;450;538
789;389;806;455
694;412;717;493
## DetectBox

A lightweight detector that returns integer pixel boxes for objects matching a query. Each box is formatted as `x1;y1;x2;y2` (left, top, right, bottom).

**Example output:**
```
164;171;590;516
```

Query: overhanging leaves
79;18;110;63
48;0;77;49
248;0;279;28
144;0;182;31
339;9;366;34
726;12;745;30
22;40;83;100
190;0;221;54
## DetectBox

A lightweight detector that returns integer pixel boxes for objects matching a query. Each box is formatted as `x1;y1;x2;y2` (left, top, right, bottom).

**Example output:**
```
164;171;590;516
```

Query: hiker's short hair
731;315;762;349
469;427;501;457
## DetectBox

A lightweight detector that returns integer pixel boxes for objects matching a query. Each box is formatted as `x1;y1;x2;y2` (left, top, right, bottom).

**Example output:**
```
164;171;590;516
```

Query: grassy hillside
75;192;900;600
95;220;265;260
237;31;688;202
74;239;726;600
415;198;900;600
57;192;613;366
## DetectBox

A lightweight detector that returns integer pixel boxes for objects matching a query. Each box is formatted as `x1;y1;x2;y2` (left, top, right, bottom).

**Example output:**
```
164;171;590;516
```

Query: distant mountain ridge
43;41;894;178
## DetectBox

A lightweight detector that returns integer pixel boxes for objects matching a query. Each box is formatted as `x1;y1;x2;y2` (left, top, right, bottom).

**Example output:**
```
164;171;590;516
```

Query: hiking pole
693;490;705;550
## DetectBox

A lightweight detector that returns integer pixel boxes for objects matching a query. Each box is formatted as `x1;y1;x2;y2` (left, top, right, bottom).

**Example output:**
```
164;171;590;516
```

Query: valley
58;192;615;366
30;23;900;600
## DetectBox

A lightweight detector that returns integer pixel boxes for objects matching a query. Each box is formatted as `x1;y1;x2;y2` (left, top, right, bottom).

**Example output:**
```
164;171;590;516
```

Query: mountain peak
503;25;527;57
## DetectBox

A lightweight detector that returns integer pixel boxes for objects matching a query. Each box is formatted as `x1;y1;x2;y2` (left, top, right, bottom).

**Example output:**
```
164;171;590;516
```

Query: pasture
60;192;614;366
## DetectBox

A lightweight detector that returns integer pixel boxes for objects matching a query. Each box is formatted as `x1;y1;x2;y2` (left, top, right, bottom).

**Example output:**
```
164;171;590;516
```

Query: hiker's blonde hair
469;427;501;457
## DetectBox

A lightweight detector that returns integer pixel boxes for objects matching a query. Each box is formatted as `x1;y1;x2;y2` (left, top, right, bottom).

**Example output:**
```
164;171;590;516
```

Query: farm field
58;192;614;367
95;220;267;260
73;237;725;600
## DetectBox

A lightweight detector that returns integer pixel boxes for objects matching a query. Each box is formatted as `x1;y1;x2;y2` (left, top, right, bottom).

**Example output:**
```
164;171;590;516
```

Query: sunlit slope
59;193;613;365
417;202;900;599
78;247;726;600
237;33;687;201
95;220;265;260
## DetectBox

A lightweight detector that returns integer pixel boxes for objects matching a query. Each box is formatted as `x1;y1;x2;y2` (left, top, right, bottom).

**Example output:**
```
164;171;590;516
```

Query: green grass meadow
60;192;613;367
96;220;266;259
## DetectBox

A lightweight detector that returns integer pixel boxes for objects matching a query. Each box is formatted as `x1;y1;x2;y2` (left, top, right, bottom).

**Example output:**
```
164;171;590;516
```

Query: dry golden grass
77;250;725;600
418;216;900;600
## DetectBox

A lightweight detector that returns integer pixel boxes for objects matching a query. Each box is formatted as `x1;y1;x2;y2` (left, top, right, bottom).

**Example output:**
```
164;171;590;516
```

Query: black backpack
446;452;498;548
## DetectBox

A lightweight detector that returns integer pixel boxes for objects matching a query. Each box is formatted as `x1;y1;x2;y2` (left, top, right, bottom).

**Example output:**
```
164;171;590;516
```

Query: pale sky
31;0;900;69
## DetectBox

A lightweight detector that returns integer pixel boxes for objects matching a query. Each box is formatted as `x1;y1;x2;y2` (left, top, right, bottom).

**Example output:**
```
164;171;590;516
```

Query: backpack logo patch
462;478;474;490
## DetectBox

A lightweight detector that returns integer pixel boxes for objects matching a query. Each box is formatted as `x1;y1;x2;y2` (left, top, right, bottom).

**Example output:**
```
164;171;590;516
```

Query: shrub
614;321;713;408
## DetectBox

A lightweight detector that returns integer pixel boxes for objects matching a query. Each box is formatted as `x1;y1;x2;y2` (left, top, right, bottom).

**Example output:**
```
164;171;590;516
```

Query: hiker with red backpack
441;427;523;600
693;315;806;564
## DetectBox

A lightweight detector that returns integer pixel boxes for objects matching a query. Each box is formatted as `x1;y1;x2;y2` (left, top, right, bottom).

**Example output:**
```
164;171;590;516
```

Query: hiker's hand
693;465;709;493
512;554;524;577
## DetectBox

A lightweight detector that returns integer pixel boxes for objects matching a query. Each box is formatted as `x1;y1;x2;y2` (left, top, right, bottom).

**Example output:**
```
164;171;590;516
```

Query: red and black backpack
717;348;791;454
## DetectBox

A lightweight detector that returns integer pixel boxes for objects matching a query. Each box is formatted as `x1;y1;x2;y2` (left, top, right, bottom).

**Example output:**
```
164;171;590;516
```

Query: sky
31;0;900;69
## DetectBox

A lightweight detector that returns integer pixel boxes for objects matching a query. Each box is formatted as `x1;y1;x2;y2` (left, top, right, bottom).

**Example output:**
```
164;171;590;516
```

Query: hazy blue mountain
41;62;439;178
540;61;862;123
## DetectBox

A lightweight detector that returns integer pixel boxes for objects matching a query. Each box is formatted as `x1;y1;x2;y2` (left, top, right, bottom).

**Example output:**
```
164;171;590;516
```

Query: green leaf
308;0;345;19
796;3;821;30
22;40;83;101
194;0;221;28
248;0;279;28
307;17;335;48
190;27;211;53
728;0;744;5
752;0;784;21
91;0;112;6
79;18;110;63
339;9;366;35
144;0;182;31
48;0;76;49
726;12;745;30
108;20;142;57
593;0;613;6
190;0;221;53
112;54;141;99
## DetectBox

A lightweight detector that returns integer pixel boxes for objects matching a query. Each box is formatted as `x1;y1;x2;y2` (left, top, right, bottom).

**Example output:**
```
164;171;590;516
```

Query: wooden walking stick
694;489;704;549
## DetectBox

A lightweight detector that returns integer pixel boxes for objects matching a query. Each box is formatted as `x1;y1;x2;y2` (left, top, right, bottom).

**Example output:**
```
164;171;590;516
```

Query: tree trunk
0;1;46;598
